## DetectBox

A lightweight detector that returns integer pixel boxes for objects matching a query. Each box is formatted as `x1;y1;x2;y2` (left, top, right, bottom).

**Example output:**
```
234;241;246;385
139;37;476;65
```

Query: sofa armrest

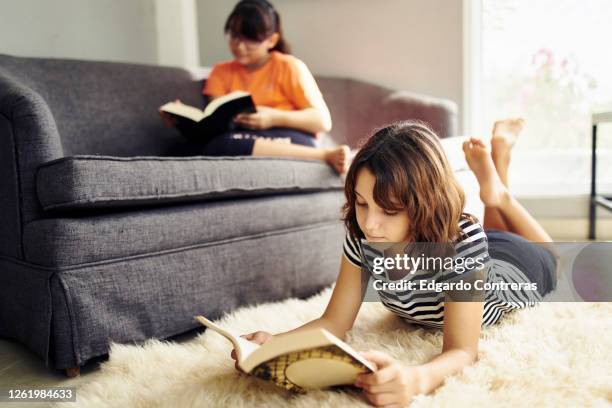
341;79;458;148
0;71;63;258
382;90;458;139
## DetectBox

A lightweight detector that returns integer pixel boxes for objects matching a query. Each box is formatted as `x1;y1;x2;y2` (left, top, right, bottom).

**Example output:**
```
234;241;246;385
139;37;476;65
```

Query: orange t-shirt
203;51;329;122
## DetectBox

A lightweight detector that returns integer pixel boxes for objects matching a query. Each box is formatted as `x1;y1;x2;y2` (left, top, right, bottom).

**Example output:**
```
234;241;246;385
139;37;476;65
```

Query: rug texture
55;287;611;408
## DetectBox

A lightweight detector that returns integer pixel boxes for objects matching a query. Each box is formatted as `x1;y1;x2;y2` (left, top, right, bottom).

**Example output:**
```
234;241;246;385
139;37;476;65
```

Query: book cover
194;315;375;393
160;91;256;138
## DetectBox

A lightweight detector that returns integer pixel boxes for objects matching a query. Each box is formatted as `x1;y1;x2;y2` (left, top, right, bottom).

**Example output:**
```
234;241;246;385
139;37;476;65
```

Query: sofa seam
8;220;342;271
55;274;82;368
62;221;342;272
1;112;25;260
39;186;342;209
37;154;326;168
43;274;54;368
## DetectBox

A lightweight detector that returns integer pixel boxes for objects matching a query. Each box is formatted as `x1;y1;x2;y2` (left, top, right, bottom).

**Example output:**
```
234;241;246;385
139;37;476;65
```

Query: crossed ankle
494;188;512;209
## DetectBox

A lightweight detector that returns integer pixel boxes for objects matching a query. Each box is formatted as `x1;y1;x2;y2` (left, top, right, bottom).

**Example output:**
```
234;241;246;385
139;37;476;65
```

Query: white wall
155;0;200;67
0;0;158;64
0;0;465;126
197;0;464;128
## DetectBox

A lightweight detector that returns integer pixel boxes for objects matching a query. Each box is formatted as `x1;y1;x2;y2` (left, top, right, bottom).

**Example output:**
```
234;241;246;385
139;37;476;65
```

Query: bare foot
491;118;523;164
463;137;509;208
325;145;350;174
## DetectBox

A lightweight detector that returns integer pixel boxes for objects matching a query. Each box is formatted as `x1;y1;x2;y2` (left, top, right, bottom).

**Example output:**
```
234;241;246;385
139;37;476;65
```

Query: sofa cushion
36;155;343;212
24;191;345;266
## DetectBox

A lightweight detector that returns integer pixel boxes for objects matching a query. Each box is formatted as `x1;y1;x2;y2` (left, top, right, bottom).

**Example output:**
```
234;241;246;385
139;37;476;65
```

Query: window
480;0;612;195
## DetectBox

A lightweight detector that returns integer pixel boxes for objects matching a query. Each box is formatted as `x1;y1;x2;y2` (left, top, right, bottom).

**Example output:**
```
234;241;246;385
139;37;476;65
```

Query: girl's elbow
309;120;331;134
322;112;333;132
322;121;332;133
320;114;332;133
313;109;332;133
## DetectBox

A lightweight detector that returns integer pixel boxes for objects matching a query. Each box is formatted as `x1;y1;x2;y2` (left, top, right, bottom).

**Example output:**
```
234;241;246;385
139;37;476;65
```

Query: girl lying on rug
232;119;559;407
160;0;349;173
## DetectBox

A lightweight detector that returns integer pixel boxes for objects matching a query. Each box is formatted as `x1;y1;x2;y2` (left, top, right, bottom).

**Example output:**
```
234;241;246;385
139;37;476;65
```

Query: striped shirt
343;216;542;328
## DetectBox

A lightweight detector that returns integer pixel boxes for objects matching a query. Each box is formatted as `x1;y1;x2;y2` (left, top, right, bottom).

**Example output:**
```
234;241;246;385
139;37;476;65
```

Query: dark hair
343;120;476;243
224;0;290;54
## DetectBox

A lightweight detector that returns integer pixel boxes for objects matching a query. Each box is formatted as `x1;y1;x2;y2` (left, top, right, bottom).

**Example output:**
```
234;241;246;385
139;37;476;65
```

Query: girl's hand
159;99;182;128
355;351;422;407
230;331;274;373
234;106;279;130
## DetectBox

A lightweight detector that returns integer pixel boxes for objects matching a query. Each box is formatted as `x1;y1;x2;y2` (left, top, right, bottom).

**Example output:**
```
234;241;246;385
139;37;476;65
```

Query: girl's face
227;32;279;68
354;167;411;243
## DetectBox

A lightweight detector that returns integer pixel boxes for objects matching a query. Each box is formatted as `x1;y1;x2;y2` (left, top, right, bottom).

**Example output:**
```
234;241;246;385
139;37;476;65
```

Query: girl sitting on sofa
233;118;558;406
160;0;349;173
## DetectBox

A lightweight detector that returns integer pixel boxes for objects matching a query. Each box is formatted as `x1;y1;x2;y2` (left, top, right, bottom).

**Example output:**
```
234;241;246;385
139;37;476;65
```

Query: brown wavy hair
343;120;474;243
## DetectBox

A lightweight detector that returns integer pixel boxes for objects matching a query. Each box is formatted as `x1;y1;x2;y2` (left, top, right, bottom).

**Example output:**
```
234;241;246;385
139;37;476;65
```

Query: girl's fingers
358;364;399;386
360;378;402;394
235;115;256;128
234;114;250;124
241;331;270;344
363;390;397;407
359;351;394;371
236;113;255;121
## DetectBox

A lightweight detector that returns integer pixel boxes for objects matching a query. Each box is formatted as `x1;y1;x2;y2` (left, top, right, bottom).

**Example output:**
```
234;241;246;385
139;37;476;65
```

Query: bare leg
483;197;510;231
252;138;350;174
482;118;524;231
463;137;553;243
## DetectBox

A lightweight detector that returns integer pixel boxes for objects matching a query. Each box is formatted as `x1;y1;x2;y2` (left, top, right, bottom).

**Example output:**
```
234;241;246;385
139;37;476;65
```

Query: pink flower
532;48;554;68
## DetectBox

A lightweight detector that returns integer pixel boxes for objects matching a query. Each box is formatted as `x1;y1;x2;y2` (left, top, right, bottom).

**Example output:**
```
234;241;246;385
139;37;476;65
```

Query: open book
160;91;256;138
194;315;376;393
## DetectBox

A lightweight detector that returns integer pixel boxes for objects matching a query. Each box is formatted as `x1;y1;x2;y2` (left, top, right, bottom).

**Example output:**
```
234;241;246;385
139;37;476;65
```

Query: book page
250;345;372;392
243;328;376;373
160;102;206;122
202;90;250;117
193;316;260;364
285;351;368;389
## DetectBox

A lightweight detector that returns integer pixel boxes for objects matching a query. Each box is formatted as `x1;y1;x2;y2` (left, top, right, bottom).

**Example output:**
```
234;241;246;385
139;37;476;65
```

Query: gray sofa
0;54;458;376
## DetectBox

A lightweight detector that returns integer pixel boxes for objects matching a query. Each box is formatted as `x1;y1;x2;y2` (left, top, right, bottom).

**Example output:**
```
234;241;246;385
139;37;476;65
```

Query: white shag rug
56;287;612;408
